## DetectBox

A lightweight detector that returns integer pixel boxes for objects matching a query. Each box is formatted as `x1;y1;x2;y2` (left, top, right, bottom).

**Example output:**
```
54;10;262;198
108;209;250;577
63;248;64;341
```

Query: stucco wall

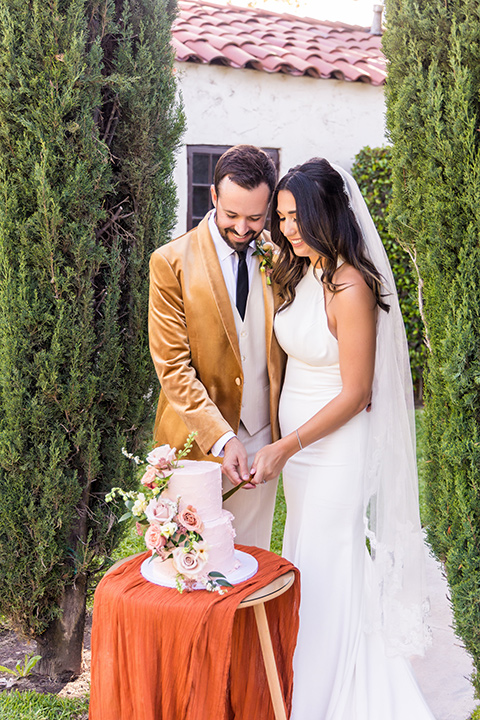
170;61;387;237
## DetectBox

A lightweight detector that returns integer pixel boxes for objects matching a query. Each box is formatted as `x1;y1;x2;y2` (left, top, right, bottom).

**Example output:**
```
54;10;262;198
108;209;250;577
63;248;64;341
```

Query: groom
148;145;285;549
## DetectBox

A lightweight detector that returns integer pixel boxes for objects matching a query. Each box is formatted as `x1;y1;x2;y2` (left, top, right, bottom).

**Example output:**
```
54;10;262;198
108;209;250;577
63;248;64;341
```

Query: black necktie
236;250;249;321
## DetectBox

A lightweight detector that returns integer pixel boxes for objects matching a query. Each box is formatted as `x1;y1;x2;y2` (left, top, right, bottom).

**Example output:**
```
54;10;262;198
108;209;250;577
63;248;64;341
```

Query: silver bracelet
295;429;303;450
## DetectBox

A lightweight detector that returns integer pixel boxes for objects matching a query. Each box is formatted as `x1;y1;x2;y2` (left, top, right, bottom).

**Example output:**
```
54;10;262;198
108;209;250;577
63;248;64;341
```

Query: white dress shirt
208;211;257;456
208;211;257;301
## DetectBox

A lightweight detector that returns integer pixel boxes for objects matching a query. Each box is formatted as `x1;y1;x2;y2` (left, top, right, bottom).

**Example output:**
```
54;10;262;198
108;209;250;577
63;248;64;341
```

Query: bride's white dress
275;263;435;720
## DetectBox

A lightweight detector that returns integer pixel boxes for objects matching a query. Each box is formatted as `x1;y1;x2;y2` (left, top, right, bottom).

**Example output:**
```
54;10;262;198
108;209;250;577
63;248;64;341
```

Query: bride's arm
250;268;376;484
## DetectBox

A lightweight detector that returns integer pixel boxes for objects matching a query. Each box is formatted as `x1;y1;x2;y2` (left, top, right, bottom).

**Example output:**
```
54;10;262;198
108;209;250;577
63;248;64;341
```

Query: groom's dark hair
214;145;277;198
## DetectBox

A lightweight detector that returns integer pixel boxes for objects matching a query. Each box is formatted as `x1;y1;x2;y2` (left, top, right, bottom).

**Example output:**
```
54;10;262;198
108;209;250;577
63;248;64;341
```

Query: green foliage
0;654;42;678
415;409;428;524
351;146;426;401
384;0;480;695
0;0;184;652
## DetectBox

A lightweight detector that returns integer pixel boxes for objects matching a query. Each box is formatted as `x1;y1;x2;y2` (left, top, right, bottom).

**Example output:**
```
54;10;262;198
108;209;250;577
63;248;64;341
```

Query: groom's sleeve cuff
210;431;236;457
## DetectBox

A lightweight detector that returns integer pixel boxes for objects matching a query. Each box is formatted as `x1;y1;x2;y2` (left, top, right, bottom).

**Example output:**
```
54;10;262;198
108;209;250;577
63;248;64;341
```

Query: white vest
232;263;270;436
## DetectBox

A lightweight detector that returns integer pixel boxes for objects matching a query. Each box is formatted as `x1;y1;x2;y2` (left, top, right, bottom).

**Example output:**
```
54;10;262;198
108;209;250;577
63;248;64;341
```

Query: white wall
171;62;387;237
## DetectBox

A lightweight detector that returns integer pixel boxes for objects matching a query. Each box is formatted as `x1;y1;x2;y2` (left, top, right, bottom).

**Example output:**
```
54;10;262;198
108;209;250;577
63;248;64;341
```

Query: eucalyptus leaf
215;579;234;588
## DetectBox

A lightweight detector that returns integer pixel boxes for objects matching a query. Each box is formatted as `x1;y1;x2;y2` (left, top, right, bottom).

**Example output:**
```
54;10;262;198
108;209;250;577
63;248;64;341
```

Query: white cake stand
140;549;258;589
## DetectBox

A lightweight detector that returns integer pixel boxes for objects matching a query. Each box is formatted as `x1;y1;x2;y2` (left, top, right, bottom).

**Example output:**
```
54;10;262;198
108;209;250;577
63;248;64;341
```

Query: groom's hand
222;437;255;489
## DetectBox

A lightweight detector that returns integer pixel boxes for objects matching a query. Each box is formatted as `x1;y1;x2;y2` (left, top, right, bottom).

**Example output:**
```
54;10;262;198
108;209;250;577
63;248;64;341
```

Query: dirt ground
0;614;91;699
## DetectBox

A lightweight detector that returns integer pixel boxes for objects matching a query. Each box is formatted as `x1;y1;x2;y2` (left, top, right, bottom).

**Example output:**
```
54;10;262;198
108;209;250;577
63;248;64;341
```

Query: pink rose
155;545;171;561
145;497;176;524
178;505;204;534
172;547;207;579
141;465;161;489
144;523;167;552
146;444;177;473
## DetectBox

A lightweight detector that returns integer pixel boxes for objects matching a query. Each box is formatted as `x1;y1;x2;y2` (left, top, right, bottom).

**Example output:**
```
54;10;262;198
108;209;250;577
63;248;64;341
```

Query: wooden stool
238;570;295;720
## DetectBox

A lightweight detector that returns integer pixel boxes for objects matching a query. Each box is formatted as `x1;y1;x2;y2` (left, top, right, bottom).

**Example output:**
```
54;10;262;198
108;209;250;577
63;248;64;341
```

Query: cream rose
178;505;204;533
132;493;148;517
160;521;178;538
172;547;207;579
145;497;176;524
144;523;167;552
146;444;177;472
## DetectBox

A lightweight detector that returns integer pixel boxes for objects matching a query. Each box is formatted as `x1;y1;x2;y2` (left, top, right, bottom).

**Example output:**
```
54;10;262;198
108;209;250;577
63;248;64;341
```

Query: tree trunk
36;573;87;679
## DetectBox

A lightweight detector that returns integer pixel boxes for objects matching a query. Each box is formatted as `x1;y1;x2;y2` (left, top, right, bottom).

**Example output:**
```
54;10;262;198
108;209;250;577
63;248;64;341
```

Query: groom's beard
218;226;262;253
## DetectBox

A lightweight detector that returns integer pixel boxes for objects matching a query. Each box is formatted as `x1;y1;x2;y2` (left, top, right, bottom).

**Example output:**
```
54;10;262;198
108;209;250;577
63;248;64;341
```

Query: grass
0;691;88;719
271;475;286;555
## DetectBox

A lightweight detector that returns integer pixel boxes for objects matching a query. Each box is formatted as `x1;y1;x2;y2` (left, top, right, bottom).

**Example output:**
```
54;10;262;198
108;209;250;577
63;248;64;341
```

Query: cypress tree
384;0;480;691
351;145;426;402
0;0;184;676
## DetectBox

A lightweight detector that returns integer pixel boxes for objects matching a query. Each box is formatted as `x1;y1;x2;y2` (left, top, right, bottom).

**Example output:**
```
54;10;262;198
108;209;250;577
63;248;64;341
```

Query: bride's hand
250;441;289;485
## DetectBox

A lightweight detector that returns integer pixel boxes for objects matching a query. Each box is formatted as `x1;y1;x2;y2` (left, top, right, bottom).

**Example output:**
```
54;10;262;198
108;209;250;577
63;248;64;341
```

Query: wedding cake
109;440;258;592
147;459;238;584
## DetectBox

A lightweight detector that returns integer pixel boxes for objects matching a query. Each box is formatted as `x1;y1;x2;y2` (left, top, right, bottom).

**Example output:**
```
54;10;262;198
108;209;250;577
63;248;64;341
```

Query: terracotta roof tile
238;42;280;61
190;39;233;63
171;36;201;62
173;0;386;85
219;43;264;68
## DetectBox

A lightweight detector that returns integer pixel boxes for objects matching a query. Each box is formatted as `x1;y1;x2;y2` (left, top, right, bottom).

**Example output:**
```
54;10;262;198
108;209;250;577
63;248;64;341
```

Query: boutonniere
253;239;275;285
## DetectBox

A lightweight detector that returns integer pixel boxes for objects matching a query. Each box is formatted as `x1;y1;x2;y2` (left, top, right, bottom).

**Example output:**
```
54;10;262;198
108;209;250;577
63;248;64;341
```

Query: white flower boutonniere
253;239;275;285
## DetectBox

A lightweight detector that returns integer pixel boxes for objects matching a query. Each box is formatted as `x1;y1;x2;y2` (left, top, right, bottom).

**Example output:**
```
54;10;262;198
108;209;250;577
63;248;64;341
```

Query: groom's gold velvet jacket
148;212;286;460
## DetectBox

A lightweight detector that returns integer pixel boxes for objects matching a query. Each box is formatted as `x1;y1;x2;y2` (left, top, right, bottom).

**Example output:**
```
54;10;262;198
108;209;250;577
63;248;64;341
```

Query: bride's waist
283;360;342;395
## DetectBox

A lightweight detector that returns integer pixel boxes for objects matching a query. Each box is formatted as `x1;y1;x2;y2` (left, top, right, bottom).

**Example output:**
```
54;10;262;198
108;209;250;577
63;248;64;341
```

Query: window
186;145;280;231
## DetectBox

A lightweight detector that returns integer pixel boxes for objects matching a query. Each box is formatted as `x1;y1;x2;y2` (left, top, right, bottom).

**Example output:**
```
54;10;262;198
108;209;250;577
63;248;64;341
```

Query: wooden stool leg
253;602;288;720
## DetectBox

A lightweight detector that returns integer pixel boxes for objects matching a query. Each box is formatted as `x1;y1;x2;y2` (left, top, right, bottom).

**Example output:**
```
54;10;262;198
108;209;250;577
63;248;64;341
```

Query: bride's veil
333;163;431;656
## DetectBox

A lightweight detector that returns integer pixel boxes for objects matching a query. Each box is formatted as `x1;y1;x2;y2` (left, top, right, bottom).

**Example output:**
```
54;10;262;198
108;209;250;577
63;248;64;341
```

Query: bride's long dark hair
271;158;389;312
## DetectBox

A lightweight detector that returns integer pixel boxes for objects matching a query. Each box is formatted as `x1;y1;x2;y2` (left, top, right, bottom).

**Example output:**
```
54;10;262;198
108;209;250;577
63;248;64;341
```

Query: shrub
351;146;426;402
384;0;480;694
0;0;184;677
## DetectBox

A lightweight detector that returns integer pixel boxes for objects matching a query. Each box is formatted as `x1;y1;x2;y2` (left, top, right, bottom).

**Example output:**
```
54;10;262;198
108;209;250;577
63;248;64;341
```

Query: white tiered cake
109;442;259;591
150;459;238;583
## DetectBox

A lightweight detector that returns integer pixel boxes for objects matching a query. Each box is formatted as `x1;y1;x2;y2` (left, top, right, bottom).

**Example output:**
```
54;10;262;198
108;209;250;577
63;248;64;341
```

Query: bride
250;159;434;719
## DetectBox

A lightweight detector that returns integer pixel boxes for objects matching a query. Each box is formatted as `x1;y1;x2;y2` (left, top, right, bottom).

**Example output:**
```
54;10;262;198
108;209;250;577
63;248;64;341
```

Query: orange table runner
89;545;300;720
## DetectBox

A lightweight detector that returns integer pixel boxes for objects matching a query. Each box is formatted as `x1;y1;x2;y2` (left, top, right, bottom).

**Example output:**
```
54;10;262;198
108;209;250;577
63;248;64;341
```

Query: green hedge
351;146;426;402
0;0;184;677
383;0;480;695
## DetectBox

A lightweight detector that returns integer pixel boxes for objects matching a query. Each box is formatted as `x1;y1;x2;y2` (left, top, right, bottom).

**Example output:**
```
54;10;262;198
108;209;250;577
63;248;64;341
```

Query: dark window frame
186;144;280;231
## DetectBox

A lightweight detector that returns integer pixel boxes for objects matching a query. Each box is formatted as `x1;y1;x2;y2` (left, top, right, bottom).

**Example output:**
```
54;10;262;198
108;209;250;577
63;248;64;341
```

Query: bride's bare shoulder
330;262;375;309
